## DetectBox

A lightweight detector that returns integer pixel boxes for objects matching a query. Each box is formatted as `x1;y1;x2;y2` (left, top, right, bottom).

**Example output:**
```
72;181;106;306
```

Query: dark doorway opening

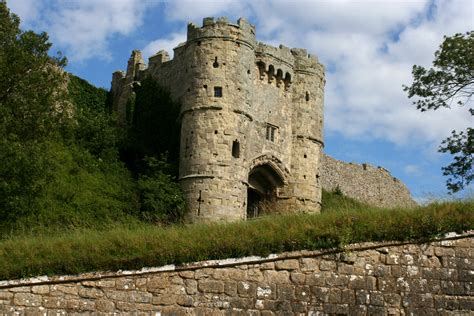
246;163;284;219
247;188;262;218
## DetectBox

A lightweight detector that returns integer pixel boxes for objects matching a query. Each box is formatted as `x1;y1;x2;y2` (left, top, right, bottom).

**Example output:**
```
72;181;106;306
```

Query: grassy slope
0;192;472;280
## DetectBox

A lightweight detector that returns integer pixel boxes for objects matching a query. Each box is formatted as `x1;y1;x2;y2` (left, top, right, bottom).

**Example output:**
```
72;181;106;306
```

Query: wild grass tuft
0;192;472;280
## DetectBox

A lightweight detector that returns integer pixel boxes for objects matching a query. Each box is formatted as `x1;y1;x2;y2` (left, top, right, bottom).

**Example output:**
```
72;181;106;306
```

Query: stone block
384;293;401;307
30;285;49;294
51;285;78;296
256;285;276;299
327;288;341;304
311;286;329;303
116;278;136;290
129;290;153;303
185;279;198;295
0;292;13;300
341;288;355;305
247;268;264;282
275;259;299;270
176;295;194;307
9;287;30;293
98;280;116;288
263;270;290;284
152;294;177;306
42;297;66;310
290;272;305;284
305;273;325;286
78;286;104;299
323;303;349;314
237;281;256;298
295;285;311;302
178;270;195;279
95;299;115;312
300;258;319;272
319;260;336;271
198;280;224;293
13;293;42;307
276;284;294;301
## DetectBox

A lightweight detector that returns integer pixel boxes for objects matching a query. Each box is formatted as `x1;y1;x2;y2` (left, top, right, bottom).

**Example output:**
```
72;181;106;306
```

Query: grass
0;191;472;280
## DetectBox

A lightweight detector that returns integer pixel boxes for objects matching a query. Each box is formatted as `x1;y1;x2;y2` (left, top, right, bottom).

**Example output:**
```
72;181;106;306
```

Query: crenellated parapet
186;17;256;49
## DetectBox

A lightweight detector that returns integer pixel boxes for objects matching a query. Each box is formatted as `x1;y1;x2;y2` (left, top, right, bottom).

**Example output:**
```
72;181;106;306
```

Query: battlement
187;17;256;48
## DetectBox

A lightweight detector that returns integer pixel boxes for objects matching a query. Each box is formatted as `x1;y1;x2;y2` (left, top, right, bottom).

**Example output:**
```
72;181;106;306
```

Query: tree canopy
404;31;473;193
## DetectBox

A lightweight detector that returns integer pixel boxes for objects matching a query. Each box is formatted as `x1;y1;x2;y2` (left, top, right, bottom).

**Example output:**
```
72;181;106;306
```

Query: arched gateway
247;155;289;218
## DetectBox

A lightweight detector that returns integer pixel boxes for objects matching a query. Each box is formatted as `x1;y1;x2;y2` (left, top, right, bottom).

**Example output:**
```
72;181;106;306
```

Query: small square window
214;86;223;97
265;124;277;142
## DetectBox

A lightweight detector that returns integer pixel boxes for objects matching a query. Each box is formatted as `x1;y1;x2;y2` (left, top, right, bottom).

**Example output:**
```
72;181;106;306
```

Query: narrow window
305;91;310;101
265;124;277;142
213;57;219;68
232;140;240;158
214;86;223;97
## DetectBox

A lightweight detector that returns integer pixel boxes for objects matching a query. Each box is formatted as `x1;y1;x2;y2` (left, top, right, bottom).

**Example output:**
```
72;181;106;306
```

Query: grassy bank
0;192;472;280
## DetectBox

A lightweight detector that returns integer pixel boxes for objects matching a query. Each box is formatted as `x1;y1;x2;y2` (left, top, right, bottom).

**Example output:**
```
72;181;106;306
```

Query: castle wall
320;154;417;208
111;17;326;221
2;234;472;314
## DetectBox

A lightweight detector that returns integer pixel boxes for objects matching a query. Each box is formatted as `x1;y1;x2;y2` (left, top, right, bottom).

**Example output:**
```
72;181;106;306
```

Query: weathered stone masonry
1;234;472;315
320;155;416;208
111;17;325;221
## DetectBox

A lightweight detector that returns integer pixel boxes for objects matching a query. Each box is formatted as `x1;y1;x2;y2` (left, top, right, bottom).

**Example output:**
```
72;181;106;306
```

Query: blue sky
8;0;473;201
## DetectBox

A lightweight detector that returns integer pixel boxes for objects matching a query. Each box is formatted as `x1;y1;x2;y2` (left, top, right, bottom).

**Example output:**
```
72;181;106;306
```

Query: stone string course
1;233;472;315
320;155;417;209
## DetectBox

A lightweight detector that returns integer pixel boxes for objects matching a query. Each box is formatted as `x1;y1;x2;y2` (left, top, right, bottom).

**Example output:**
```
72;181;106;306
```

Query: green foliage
67;74;121;160
136;157;186;224
0;141;138;237
404;31;473;193
123;77;181;175
321;189;377;213
0;193;472;279
440;129;473;193
0;2;69;142
0;1;186;235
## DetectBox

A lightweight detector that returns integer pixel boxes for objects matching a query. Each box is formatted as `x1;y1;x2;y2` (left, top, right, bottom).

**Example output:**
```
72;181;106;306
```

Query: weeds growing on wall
0;192;472;280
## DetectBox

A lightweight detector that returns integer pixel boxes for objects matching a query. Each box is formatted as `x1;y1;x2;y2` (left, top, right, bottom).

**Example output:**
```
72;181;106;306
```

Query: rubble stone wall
320;154;417;208
1;235;472;315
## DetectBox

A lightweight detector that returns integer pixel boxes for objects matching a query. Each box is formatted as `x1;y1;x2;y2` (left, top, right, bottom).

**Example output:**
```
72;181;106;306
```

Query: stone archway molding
248;154;290;185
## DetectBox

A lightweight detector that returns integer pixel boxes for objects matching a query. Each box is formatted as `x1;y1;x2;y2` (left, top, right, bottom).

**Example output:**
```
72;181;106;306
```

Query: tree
404;31;473;193
0;1;69;142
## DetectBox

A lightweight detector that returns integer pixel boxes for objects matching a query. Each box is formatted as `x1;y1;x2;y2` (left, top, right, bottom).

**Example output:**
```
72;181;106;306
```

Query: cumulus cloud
11;0;157;61
142;32;187;60
163;0;473;147
7;0;43;26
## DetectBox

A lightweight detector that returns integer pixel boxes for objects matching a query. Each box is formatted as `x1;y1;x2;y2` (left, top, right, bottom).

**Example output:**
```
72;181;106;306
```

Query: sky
8;0;473;201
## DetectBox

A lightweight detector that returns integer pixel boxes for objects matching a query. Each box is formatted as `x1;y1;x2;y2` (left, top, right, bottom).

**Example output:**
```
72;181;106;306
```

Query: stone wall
111;17;325;221
320;154;417;208
1;234;472;315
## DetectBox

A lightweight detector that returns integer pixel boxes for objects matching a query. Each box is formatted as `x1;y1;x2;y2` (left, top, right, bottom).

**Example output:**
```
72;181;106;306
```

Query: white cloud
11;0;157;61
163;0;473;147
142;32;187;60
404;164;421;176
7;0;43;26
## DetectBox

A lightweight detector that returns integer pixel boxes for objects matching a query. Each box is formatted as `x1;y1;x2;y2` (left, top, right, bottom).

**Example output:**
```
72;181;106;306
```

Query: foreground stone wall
320;154;417;208
1;234;472;315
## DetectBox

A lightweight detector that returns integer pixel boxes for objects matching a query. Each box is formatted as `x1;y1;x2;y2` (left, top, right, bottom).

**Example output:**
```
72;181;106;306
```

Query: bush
136;157;186;224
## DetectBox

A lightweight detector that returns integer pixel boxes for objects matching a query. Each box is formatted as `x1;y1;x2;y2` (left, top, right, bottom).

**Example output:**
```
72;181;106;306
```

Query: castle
111;17;415;222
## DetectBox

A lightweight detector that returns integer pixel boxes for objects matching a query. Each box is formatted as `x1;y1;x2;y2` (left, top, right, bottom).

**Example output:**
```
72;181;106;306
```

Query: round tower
285;49;325;212
178;17;257;221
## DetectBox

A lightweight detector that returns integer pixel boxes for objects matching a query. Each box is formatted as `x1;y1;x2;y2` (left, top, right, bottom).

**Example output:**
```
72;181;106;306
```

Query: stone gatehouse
111;17;325;221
